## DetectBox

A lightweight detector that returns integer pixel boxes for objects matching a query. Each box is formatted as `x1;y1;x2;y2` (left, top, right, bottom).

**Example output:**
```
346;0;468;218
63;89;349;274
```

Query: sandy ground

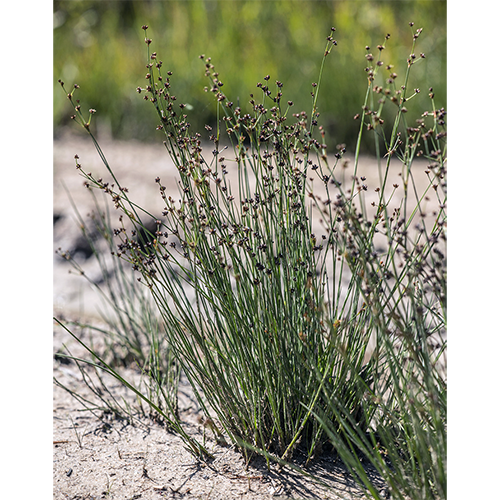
53;130;442;499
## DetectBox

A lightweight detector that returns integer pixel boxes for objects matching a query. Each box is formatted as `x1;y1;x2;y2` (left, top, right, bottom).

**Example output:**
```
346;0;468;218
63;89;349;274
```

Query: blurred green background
54;0;446;153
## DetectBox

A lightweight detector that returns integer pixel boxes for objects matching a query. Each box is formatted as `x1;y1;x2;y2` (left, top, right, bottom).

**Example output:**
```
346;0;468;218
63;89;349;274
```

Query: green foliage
55;19;446;499
54;0;446;152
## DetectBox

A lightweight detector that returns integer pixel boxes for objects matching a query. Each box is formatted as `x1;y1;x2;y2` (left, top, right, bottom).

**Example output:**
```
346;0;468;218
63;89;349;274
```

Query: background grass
53;0;446;153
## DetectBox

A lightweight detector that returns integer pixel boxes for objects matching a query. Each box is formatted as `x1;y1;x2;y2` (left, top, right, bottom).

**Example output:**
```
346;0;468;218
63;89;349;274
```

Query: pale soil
53;131;441;499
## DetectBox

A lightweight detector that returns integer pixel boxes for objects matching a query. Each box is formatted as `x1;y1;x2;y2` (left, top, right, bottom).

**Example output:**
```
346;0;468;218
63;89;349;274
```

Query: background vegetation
53;0;446;153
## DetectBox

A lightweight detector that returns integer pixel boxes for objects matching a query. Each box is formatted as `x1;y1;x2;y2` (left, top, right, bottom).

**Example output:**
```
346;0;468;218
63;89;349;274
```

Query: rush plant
55;22;446;499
